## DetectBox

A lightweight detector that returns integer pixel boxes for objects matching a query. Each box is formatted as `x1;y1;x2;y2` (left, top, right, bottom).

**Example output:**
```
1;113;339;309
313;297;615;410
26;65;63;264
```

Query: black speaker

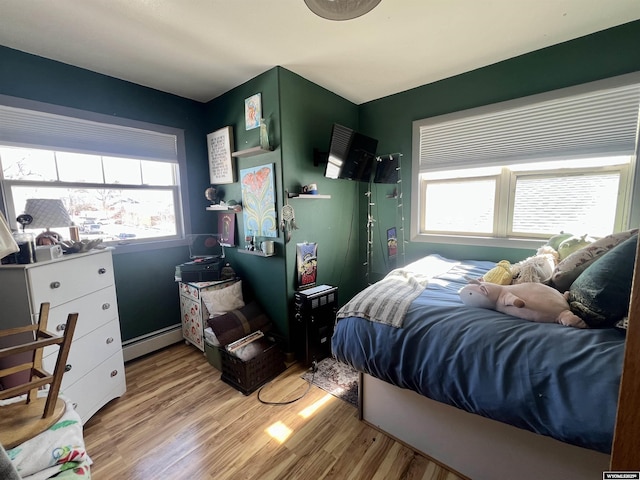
294;284;338;366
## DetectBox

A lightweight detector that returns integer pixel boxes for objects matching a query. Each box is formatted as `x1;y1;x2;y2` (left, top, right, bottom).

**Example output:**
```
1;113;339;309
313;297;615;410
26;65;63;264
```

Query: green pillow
568;234;637;328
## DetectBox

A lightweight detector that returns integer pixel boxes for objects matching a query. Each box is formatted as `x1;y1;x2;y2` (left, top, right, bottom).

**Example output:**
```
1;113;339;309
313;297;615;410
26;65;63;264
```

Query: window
0;97;188;247
412;74;640;247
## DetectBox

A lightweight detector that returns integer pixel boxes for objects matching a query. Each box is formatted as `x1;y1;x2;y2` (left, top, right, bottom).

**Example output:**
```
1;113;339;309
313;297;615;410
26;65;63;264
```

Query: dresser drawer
27;251;115;312
63;351;126;424
44;318;123;390
44;286;118;343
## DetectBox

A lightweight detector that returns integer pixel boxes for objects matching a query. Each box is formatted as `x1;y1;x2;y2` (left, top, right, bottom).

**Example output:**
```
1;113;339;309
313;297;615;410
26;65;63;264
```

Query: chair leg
43;313;78;419
26;303;50;405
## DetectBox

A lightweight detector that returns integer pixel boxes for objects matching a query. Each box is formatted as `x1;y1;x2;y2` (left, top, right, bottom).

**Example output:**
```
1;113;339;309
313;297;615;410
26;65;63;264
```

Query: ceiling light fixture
304;0;382;21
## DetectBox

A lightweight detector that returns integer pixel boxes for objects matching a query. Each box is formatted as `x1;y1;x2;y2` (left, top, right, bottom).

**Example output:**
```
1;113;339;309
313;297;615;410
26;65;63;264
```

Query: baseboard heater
122;324;183;362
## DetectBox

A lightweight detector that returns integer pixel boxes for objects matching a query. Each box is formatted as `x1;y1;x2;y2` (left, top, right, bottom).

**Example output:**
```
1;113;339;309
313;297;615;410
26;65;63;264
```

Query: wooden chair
0;302;77;448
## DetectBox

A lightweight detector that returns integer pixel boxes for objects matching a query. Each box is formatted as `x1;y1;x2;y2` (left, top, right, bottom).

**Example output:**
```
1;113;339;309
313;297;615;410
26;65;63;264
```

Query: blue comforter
331;256;625;453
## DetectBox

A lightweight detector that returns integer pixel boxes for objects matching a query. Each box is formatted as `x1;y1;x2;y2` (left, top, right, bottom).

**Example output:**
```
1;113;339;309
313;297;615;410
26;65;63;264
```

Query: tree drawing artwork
240;164;277;238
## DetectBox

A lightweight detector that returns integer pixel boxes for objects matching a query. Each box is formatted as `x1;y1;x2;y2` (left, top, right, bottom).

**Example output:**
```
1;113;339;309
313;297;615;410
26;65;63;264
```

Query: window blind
415;77;640;172
0;103;177;162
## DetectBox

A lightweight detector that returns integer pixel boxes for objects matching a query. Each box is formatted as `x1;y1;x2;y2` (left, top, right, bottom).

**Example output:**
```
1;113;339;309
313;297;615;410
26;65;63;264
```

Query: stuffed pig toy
459;278;587;328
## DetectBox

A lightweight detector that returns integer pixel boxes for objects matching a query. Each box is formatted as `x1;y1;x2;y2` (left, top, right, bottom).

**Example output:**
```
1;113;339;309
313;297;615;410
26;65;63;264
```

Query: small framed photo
387;227;398;259
245;93;262;130
217;212;236;247
207;126;235;185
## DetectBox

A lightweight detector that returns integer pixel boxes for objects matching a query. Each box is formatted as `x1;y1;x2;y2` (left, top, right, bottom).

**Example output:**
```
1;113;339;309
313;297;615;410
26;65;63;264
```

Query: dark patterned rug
301;357;358;407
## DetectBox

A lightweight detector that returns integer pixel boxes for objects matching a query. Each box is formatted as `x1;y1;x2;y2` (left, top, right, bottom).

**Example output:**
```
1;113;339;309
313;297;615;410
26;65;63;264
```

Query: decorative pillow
206;301;272;346
200;280;244;316
550;228;638;292
568;234;637;328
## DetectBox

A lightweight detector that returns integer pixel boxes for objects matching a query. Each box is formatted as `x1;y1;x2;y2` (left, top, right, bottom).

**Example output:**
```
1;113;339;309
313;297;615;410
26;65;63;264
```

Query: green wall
0;46;208;341
359;20;640;275
1;19;639;345
278;68;362;303
203;68;361;345
203;69;290;338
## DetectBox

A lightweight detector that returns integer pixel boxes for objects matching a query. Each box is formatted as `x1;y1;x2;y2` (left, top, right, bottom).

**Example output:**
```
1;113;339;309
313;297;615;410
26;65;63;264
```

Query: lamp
304;0;382;20
23;199;72;246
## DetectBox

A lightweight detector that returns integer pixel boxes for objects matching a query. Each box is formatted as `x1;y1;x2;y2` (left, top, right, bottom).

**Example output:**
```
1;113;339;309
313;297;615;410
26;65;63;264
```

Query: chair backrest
0;302;77;446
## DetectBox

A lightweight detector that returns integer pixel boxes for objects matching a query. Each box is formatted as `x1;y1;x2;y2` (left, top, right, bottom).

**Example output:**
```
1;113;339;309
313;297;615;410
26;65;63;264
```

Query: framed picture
245;93;261;130
217;212;236;247
296;242;318;289
387;227;398;258
207;126;235;184
240;163;277;238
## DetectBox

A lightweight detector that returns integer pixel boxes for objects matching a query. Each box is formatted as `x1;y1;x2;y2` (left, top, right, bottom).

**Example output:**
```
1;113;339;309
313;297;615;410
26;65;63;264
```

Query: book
227;336;274;362
226;330;264;354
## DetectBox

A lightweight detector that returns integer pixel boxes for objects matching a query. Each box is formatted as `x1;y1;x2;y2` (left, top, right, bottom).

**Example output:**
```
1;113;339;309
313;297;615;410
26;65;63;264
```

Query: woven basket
220;338;285;395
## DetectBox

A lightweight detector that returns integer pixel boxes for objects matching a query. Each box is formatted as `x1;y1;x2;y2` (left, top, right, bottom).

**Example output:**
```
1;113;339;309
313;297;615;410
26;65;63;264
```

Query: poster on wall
244;93;261;130
240;163;277;238
207;126;235;184
387;227;398;259
296;242;318;290
217;212;236;247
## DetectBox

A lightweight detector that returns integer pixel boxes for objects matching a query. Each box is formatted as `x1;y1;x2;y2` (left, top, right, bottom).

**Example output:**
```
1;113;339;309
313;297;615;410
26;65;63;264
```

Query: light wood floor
83;342;463;480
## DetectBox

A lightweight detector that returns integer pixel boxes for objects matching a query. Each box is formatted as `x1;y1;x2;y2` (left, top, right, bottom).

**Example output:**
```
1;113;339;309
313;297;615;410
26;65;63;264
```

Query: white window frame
411;73;640;249
0;95;191;253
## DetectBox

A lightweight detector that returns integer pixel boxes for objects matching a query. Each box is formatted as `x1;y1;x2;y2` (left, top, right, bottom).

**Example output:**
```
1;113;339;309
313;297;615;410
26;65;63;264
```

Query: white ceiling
0;1;638;105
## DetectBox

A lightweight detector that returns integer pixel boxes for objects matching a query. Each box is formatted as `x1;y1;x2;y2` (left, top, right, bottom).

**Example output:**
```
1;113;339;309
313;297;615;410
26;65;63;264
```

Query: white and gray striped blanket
336;255;458;328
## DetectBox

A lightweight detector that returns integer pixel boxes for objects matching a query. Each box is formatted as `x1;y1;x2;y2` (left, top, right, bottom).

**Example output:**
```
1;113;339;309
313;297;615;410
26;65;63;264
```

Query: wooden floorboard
83;342;463;480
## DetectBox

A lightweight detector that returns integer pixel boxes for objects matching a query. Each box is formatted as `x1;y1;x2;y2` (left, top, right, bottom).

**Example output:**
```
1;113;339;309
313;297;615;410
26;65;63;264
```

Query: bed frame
357;243;640;479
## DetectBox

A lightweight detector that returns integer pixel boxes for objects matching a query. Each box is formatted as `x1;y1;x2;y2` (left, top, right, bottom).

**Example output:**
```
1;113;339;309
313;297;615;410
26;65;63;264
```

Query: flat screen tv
324;124;378;182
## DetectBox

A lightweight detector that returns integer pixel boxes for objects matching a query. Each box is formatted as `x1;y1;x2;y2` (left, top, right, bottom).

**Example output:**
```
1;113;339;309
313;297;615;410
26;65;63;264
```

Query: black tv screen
324;124;378;182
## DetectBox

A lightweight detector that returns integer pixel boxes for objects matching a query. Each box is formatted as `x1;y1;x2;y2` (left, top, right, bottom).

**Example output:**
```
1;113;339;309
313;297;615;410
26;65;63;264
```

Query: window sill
411;233;547;250
107;238;189;255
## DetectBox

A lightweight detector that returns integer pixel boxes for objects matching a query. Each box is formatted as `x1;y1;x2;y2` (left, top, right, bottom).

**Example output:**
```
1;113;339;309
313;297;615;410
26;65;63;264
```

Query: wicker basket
220;337;285;395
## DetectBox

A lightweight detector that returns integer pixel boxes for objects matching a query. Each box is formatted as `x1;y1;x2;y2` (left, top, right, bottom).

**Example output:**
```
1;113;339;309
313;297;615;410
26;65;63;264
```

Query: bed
331;254;632;480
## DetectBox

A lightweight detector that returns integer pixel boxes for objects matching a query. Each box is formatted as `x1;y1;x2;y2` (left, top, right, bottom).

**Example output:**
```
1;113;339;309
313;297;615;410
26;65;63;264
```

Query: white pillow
201;280;244;316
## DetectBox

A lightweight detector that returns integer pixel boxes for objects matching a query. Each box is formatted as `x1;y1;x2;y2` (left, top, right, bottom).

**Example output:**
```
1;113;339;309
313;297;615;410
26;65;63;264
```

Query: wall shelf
232;146;273;158
237;249;275;257
287;193;331;199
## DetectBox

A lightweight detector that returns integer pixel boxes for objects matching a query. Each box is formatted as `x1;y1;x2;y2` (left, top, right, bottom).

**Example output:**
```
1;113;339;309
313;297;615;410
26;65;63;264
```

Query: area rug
301;357;358;407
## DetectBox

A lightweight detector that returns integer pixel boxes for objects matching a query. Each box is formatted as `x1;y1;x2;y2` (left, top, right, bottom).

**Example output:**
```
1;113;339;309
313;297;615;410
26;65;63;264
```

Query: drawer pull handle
50;281;61;289
72;402;78;409
56;324;66;332
65;364;72;372
98;267;107;275
106;337;114;344
102;303;111;310
110;370;118;377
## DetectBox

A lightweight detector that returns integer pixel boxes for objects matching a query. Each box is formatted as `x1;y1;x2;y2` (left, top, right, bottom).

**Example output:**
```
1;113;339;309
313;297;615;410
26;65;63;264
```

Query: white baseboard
122;325;183;362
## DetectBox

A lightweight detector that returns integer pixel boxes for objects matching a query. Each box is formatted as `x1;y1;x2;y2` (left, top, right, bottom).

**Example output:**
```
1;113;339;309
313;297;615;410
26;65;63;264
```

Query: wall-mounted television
324;124;378;182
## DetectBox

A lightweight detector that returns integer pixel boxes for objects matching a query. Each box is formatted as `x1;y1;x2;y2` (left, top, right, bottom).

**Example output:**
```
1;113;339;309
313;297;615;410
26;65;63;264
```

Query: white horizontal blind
417;81;640;172
0;104;177;162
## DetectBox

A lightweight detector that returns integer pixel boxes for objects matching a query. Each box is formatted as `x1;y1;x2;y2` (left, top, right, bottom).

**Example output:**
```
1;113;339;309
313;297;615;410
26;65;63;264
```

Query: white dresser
0;248;126;424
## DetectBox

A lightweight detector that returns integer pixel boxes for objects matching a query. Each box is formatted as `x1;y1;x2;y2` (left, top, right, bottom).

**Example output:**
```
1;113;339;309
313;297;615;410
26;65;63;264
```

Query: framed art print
296;242;318;289
217;212;236;247
387;227;398;259
207;126;235;184
240;163;277;238
245;93;261;130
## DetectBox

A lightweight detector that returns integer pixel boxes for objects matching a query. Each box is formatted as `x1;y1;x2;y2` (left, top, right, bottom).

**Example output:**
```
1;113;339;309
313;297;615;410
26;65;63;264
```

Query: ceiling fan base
304;0;382;21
